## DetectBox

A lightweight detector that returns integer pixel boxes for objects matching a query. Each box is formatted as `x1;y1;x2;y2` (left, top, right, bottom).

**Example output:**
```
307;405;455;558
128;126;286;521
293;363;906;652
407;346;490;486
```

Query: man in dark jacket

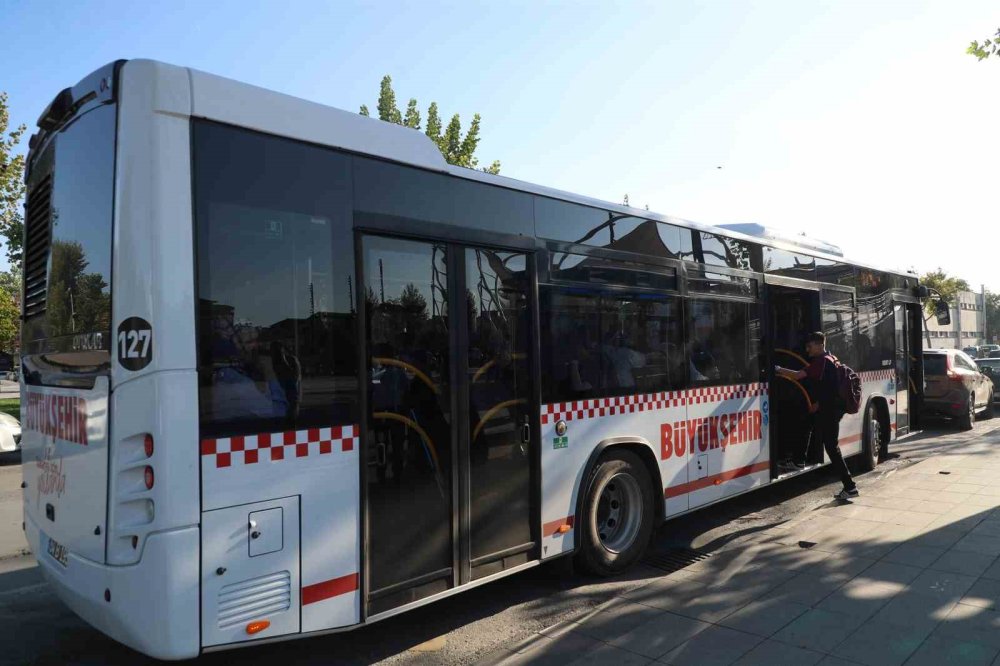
776;331;859;500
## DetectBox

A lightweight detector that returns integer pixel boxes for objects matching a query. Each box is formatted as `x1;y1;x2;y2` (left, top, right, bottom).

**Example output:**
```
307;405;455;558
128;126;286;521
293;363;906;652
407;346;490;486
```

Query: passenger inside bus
204;308;293;422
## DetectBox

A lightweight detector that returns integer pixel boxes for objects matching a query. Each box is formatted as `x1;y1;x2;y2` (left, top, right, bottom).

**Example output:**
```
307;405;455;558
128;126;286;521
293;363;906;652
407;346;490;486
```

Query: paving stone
573;598;665;642
855;560;923;586
772;608;866;653
930;549;998;577
934;604;1000;649
908;569;978;599
982;558;1000;581
568;642;655;666
910;527;967;549
903;633;999;666
872;592;957;631
881;543;947;568
953;534;1000;557
959;577;1000;611
717;598;809;637
657;625;761;666
832;618;933;666
499;632;604;666
760;571;854;606
610;611;711;659
732;639;824;665
817;580;904;619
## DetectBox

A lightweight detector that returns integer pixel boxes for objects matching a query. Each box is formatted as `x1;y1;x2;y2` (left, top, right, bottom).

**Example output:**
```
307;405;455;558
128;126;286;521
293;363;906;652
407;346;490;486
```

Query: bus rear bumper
26;514;200;661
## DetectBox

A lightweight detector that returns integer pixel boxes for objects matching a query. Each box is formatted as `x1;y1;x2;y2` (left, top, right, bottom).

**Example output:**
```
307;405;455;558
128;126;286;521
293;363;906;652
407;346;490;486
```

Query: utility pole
984;284;989;344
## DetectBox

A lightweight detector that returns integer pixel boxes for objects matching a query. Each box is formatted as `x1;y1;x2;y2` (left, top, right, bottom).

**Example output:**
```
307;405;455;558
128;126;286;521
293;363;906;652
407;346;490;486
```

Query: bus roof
61;59;917;282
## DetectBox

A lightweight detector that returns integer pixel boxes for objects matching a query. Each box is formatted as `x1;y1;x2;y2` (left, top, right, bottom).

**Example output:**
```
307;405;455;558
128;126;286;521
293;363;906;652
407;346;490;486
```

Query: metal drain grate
641;547;713;574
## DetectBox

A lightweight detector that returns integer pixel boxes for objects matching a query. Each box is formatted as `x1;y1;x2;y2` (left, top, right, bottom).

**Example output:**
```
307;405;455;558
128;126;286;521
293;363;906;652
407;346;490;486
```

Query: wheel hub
595;473;642;554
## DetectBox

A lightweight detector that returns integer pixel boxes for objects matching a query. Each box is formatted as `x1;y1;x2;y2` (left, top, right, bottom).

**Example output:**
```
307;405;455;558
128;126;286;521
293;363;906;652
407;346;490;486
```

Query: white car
0;412;21;453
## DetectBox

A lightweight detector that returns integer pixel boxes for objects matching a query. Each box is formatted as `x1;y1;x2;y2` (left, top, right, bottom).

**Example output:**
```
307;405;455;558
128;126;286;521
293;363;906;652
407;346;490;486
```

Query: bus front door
767;284;822;477
362;236;537;616
894;302;912;436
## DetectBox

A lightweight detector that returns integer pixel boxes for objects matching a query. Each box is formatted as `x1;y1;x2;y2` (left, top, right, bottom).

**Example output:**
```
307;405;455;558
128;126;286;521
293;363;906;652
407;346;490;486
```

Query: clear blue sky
3;1;999;288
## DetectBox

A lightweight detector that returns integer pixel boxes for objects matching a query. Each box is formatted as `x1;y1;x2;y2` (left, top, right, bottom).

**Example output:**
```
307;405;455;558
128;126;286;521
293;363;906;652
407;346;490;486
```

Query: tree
0;91;27;266
921;269;970;315
920;269;970;347
986;292;1000;344
359;76;501;175
968;28;1000;61
0;286;17;353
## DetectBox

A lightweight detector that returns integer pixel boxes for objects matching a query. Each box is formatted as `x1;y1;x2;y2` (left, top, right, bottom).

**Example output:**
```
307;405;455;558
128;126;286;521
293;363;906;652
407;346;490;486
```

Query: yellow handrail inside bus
775;348;808;368
776;375;814;411
372;357;439;395
472;353;527;384
372;411;441;471
472;398;528;442
909;377;918;394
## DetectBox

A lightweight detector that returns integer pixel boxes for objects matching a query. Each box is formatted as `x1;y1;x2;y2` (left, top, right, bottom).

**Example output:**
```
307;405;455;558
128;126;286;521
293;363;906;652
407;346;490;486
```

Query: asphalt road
0;417;996;665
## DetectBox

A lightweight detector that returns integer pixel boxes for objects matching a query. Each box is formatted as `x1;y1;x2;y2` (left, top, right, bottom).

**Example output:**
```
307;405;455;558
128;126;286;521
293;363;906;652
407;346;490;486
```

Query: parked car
0;412;20;453
922;349;994;429
964;346;981;359
981;344;1000;359
975;358;1000;402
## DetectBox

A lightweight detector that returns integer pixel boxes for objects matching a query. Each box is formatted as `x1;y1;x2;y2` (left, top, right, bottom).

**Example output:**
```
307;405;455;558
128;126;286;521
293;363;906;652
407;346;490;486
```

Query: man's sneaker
834;487;860;500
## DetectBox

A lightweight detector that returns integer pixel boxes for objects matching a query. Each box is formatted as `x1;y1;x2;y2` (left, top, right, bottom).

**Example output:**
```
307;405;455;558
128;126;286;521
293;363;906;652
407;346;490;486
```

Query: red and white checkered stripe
860;369;895;382
541;383;767;425
201;425;358;469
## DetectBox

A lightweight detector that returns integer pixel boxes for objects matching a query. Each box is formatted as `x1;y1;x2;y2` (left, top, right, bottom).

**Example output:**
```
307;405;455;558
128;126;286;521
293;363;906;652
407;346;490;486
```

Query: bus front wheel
577;449;655;576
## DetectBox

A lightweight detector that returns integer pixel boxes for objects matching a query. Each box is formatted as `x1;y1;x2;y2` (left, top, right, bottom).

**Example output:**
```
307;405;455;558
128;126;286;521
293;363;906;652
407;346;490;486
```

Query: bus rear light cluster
144;434;154;458
144;466;155;490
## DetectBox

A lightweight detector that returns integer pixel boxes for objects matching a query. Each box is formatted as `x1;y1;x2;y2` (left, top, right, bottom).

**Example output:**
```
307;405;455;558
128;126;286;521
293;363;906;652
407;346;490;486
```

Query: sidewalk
486;433;1000;666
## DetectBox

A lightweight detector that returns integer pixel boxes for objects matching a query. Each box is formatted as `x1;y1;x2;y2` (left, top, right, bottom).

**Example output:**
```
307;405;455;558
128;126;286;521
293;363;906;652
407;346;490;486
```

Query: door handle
521;417;530;445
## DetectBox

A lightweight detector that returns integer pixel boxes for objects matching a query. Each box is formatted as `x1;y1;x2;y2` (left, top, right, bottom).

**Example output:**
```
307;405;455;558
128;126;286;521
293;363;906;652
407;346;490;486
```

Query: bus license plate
46;535;69;567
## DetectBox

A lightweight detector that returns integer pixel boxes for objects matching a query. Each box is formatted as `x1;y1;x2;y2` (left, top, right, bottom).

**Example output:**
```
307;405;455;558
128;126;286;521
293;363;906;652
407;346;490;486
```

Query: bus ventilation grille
641;547;712;574
23;174;53;319
217;570;291;630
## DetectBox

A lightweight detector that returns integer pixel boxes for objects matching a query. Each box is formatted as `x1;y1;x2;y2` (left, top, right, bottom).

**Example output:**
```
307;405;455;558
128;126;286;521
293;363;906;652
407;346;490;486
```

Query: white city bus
21;60;933;660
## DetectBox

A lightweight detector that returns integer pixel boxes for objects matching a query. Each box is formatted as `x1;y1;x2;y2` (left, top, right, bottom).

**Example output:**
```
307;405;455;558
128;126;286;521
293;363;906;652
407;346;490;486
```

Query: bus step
641;547;713;574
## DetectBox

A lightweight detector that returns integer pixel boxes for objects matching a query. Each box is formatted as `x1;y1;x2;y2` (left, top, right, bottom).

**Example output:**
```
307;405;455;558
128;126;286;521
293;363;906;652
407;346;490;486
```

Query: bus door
766;282;821;477
908;303;923;430
361;236;537;616
893;302;914;436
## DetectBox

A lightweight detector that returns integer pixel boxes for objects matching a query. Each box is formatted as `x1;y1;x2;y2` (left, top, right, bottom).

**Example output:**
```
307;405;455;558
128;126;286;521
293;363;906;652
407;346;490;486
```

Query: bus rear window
923;355;947;376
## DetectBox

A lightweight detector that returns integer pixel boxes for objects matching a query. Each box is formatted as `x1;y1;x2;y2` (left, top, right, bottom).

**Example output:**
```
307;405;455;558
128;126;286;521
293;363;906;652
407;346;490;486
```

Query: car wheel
959;394;975;431
859;403;882;472
577;449;655;576
985;392;995;420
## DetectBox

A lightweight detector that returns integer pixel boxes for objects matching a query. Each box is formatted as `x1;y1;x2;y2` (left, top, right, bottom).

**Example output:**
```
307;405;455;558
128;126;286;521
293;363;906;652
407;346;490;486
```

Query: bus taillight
144;466;154;490
144;434;154;458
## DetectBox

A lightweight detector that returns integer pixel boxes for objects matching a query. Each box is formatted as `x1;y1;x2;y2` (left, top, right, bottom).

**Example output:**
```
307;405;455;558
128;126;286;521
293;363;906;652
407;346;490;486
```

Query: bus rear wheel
859;403;883;472
577;449;655;576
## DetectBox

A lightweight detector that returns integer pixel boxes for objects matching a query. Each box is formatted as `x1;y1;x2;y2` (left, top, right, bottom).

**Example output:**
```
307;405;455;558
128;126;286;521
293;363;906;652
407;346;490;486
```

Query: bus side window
688;299;760;387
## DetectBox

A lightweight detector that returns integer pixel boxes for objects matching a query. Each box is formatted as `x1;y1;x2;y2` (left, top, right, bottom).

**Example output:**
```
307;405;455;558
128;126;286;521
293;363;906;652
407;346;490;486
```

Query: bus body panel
25;516;200;661
21;378;110;563
540;382;768;559
200;423;362;633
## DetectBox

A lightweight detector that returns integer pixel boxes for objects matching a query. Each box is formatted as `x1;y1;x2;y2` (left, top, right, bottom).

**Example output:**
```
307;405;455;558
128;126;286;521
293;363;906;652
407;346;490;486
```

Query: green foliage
359;104;370;117
920;269;970;316
403;99;421;130
0;398;19;420
0;285;17;352
986;292;1000;343
46;239;110;336
359;77;501;174
968;28;1000;61
0;92;27;267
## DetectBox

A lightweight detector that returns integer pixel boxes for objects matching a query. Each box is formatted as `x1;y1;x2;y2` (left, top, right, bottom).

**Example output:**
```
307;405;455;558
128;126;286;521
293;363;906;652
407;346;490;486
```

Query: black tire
984;393;995;420
576;449;655;576
859;403;883;472
959;394;975;431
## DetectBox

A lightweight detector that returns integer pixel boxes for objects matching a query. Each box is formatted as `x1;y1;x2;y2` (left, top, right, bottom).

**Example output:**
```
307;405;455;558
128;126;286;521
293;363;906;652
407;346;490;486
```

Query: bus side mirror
916;285;930;298
935;300;951;326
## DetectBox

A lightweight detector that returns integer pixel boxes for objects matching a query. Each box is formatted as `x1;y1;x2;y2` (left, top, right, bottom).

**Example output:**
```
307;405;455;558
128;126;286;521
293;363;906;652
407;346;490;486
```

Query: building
924;289;986;349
